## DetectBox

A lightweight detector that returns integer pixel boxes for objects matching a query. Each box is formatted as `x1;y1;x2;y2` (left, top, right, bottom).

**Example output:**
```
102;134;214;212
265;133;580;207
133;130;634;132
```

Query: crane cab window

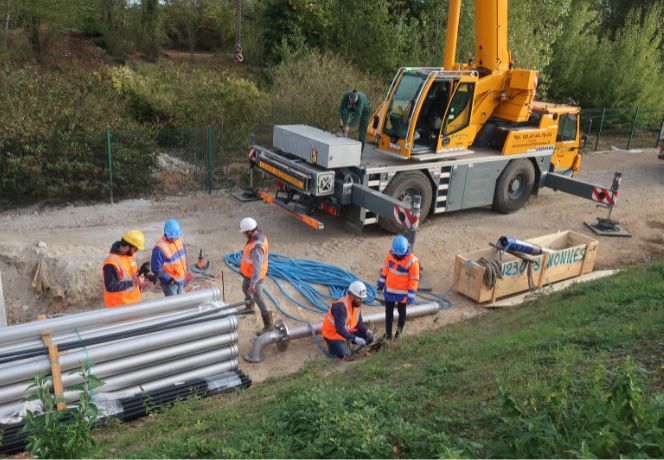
556;114;578;142
414;80;451;149
444;82;474;136
383;73;426;142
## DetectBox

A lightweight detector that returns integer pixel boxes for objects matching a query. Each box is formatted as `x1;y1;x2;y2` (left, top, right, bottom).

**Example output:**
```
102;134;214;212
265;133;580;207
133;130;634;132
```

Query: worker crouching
239;217;273;335
322;281;374;360
377;235;420;339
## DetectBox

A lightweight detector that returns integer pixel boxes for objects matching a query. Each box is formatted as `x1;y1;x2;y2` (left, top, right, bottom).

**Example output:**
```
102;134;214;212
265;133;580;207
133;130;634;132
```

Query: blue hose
224;252;452;320
224;251;453;357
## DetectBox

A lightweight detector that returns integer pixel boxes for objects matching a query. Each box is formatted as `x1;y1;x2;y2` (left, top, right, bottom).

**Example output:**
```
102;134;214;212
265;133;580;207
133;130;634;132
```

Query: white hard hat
348;281;368;300
239;217;258;233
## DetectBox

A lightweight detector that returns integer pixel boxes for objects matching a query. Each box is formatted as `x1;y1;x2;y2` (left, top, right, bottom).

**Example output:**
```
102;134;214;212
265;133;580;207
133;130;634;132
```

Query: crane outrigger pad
584;219;631;237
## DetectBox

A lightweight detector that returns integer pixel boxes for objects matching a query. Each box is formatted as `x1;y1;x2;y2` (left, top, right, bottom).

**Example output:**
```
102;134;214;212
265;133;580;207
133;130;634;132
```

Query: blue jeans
161;281;184;296
325;329;372;359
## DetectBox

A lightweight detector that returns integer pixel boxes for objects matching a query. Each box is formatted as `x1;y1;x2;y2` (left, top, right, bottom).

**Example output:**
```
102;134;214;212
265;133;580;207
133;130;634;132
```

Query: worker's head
348;90;359;107
121;230;145;254
239;217;258;240
164;218;182;240
391;235;409;258
348;280;367;307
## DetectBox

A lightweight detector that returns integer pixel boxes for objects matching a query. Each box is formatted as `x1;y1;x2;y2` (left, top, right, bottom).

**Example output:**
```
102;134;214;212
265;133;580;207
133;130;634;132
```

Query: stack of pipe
0;289;252;454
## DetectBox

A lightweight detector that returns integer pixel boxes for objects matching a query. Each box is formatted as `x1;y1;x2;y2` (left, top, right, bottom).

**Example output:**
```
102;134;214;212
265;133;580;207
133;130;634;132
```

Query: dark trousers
325;329;372;359
385;300;407;338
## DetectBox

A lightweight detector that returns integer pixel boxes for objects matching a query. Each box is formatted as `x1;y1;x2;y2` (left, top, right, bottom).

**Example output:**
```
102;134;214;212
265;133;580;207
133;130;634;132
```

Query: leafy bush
0;64;151;204
22;365;103;459
268;49;386;132
492;363;664;458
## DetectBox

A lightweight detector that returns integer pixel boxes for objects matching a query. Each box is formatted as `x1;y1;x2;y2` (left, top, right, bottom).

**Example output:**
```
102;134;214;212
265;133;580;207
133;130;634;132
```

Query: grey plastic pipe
108;359;240;398
0;359;240;420
0;316;238;387
244;301;441;363
0;288;220;345
0;334;239;403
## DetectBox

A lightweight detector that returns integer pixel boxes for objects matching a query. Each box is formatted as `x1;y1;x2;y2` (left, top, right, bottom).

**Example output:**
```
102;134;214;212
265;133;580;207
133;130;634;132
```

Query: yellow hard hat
122;230;145;250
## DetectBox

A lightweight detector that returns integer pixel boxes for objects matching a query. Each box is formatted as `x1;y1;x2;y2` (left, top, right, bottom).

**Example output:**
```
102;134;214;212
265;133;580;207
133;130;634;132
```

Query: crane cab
366;67;480;159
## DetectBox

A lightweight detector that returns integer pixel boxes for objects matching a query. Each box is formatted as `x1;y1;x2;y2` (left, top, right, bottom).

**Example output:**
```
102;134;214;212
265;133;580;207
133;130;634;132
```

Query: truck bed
360;144;551;174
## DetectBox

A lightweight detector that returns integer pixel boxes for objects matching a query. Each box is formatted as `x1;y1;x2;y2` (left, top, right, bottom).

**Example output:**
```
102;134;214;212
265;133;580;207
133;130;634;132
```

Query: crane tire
378;171;432;233
492;159;536;214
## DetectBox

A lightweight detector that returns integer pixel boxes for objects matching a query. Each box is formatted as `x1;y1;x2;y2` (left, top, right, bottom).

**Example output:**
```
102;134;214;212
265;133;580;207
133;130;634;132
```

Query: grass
93;262;664;458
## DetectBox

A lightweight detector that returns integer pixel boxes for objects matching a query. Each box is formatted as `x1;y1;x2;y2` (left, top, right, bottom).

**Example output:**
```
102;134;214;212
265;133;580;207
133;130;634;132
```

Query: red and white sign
592;187;618;206
393;205;420;230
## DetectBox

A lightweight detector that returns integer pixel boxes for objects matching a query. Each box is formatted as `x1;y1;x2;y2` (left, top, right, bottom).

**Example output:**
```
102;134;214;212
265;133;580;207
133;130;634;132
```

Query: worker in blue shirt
151;218;188;296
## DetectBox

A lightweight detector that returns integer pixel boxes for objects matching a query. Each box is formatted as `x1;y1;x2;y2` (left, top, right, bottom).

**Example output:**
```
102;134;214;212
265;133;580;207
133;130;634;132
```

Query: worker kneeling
322;281;374;360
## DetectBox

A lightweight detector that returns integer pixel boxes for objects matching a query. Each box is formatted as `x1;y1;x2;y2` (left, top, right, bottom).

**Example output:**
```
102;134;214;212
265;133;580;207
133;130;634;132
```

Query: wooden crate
453;230;599;303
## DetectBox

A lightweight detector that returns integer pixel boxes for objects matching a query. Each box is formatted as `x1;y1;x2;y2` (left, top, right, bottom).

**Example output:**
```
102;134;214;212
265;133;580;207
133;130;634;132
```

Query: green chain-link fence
1;109;663;209
580;108;664;151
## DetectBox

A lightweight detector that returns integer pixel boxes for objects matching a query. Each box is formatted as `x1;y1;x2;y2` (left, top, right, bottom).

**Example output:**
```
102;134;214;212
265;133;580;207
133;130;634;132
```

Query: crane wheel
492;159;536;214
379;171;432;233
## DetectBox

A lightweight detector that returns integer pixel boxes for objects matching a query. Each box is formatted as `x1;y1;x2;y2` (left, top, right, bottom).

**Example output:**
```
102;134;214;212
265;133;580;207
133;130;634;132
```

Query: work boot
394;327;403;340
255;311;273;336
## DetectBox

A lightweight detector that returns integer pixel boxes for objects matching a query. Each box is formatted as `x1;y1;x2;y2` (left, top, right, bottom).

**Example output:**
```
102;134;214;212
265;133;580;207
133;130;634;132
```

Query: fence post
106;130;114;205
207;126;212;195
656;115;664;148
594;108;605;151
626;107;639;150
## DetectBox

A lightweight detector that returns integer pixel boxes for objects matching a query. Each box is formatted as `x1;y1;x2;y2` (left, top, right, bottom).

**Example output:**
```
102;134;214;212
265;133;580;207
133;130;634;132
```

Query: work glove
376;282;384;292
354;337;367;347
366;333;374;344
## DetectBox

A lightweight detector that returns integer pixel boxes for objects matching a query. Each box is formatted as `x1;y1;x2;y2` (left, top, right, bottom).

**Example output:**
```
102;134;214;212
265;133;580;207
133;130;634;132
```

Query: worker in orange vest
239;217;272;335
376;235;420;339
102;230;148;308
151;218;188;296
321;281;374;360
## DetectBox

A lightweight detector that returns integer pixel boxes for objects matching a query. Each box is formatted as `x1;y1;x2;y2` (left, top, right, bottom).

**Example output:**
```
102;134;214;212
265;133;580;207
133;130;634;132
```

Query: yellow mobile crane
367;0;581;175
246;0;625;237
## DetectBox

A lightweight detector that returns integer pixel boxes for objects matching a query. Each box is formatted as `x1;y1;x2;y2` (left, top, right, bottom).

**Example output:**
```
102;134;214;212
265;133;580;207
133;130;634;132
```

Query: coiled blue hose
224;252;453;357
224;252;452;321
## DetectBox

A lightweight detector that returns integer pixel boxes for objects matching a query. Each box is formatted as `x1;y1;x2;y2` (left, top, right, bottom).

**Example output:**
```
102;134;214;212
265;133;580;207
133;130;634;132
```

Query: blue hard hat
391;235;409;256
164;218;182;238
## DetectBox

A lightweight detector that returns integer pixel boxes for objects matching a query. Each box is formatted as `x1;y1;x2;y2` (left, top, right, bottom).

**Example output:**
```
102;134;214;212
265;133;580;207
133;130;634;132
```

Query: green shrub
22;365;103;459
268;49;386;133
0;64;150;203
492;363;664;458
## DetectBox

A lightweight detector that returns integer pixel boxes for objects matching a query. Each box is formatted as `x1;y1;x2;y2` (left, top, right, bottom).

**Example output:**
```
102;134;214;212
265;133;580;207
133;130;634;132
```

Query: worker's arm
331;302;354;341
407;257;420;305
355;311;369;337
103;264;133;292
376;256;389;292
250;242;265;286
151;246;171;283
339;93;361;127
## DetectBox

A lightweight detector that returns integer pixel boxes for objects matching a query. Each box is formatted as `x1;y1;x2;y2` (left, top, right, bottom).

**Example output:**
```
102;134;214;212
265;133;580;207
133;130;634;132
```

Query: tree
140;0;160;61
546;1;664;108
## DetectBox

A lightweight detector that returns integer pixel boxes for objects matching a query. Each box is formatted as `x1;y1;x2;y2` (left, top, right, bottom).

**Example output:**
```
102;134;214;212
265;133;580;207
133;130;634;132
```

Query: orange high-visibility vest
380;253;420;297
103;253;140;308
322;295;360;341
155;236;187;282
239;233;269;280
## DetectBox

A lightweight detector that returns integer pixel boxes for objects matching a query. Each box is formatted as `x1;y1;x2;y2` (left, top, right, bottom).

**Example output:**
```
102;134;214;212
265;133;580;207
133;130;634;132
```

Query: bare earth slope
1;149;663;382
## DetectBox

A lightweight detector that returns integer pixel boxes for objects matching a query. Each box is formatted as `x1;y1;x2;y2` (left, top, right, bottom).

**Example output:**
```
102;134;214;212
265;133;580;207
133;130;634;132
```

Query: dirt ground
1;148;663;383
